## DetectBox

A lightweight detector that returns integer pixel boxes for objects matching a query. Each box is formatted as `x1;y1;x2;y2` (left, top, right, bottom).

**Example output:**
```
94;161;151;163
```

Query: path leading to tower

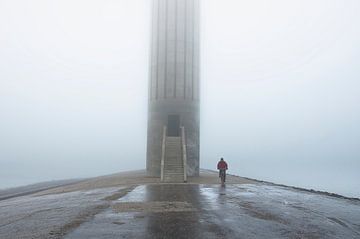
64;184;360;239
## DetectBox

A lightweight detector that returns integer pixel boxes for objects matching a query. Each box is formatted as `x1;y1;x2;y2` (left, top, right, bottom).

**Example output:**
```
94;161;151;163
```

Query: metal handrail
160;126;167;182
181;126;187;182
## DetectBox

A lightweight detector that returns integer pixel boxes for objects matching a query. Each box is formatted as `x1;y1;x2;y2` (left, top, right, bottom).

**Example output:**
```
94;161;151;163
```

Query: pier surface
0;170;359;239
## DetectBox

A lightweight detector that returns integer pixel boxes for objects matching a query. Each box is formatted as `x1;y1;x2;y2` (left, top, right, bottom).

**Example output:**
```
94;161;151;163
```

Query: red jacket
217;161;228;170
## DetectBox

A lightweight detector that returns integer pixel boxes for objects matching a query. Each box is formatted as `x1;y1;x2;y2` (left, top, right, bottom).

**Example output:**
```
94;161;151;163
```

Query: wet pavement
0;180;360;239
0;187;123;239
64;184;360;239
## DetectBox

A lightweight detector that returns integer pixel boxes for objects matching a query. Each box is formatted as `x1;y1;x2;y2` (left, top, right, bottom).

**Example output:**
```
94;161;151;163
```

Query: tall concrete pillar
147;0;200;177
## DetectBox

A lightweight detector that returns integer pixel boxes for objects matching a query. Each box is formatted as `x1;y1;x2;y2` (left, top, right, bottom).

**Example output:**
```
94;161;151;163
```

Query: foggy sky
0;0;359;197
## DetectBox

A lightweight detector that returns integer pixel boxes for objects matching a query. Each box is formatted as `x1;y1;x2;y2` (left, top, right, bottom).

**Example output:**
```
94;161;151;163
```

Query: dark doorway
167;115;180;136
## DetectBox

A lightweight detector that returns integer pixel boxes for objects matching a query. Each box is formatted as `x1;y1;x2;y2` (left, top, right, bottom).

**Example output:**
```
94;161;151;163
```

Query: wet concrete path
65;184;360;239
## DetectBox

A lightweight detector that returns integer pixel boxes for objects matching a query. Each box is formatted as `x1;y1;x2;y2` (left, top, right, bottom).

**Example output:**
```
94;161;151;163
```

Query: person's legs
219;169;225;185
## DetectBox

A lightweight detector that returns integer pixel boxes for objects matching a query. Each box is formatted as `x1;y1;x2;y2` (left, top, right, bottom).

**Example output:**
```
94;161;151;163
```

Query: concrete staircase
163;137;184;182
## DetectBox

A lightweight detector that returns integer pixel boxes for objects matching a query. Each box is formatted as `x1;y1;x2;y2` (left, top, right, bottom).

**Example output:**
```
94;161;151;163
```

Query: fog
0;0;359;198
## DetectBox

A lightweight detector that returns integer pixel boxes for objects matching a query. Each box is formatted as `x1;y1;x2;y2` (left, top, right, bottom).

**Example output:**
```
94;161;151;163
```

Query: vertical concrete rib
185;0;194;100
166;0;176;98
191;0;195;100
155;0;161;99
174;0;178;98
183;0;187;99
195;0;200;100
155;1;160;99
163;0;168;98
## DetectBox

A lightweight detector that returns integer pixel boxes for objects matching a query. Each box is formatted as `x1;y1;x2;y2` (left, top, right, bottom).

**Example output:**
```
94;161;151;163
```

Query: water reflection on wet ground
66;184;360;239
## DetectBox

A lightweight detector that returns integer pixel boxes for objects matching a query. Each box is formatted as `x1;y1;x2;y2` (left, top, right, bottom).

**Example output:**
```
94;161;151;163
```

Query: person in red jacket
217;158;228;184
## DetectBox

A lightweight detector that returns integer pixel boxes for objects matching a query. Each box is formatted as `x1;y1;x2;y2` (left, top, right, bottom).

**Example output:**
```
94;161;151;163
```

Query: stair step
166;155;180;158
164;177;184;180
164;171;183;174
164;179;184;182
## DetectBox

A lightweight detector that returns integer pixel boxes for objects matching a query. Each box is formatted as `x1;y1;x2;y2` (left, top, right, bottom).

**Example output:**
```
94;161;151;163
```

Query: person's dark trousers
219;169;226;182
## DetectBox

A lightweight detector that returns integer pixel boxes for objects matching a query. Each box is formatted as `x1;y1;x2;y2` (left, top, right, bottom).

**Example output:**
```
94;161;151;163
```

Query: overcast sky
0;0;359;197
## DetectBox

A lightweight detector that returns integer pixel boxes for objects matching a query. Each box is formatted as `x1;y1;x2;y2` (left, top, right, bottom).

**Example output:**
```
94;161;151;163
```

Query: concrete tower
147;0;200;177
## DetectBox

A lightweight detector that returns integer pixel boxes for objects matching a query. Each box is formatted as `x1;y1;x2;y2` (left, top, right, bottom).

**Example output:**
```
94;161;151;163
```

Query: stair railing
181;126;187;182
160;126;167;182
